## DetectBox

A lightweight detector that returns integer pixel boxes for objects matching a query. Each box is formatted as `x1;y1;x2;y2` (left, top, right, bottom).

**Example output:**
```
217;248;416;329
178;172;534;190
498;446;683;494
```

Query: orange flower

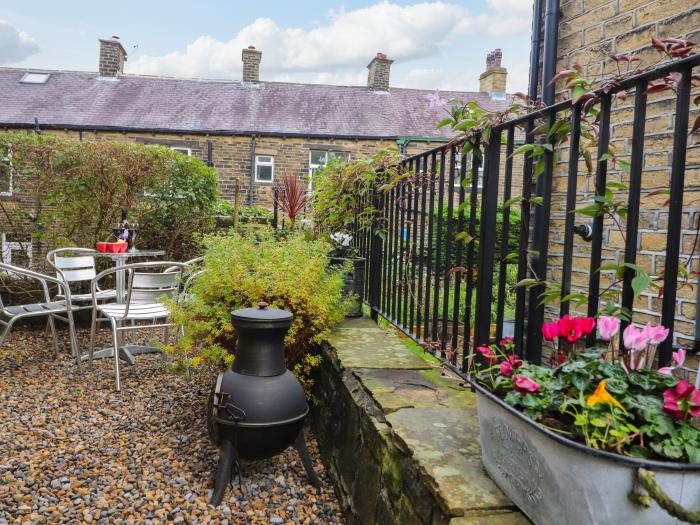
587;380;626;412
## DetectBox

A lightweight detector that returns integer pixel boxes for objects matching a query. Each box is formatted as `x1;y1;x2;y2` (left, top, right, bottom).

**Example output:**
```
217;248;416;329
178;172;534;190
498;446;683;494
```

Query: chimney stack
242;46;262;83
479;48;507;94
367;52;394;92
99;36;127;77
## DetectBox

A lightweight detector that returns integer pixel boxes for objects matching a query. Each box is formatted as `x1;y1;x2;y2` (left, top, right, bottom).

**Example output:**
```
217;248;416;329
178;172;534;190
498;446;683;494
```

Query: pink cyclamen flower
642;322;670;345
513;375;540;395
499;355;523;378
622;324;650;353
662;379;700;420
598;316;620;341
476;345;498;364
658;348;686;375
542;322;558;341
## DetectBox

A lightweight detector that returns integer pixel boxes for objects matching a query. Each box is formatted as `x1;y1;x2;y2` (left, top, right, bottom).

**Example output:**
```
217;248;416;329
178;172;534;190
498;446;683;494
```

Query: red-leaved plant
275;175;309;229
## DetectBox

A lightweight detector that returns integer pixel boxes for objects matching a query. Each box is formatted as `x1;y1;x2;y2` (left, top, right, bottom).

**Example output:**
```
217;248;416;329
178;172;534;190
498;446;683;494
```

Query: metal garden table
81;249;166;364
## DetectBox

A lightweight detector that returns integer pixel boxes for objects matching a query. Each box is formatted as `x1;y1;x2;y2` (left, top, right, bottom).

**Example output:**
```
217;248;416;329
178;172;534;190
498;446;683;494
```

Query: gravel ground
0;325;345;525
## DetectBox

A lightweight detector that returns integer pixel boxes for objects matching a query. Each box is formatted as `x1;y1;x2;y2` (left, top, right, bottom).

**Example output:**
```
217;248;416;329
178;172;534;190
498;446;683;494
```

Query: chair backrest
127;269;182;305
47;248;97;284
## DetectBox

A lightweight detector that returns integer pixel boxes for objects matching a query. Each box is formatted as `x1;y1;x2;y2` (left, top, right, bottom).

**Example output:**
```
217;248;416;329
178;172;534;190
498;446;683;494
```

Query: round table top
89;249;166;259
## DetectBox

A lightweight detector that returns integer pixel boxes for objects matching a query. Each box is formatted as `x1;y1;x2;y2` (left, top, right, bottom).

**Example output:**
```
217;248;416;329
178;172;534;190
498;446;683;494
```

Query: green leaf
631;273;652;298
511;143;537;157
514;278;538;288
573;203;602;217
590;418;607;428
599;153;613;162
437;117;455;129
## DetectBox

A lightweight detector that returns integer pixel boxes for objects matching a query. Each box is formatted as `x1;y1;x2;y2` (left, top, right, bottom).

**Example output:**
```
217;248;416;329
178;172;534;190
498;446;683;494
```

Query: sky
0;0;534;93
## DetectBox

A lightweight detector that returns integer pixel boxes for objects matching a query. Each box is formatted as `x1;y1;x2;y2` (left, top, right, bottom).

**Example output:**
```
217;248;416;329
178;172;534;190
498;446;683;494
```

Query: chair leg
89;306;98;368
0;319;15;348
111;318;121;392
47;315;60;359
66;310;82;374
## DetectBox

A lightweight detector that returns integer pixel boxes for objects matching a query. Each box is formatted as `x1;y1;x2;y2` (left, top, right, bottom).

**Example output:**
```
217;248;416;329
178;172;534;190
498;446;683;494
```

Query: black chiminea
207;302;320;506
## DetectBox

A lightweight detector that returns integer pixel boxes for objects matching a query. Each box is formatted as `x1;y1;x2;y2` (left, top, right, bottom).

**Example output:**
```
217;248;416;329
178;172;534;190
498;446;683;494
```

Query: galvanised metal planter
330;257;365;318
470;379;700;525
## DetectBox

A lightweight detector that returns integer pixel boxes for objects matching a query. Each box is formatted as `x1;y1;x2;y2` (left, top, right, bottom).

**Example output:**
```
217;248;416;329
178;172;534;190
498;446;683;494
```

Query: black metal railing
352;53;700;375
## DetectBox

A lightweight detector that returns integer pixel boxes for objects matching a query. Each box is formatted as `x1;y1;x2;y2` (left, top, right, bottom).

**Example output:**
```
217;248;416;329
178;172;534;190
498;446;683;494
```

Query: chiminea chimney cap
232;305;293;326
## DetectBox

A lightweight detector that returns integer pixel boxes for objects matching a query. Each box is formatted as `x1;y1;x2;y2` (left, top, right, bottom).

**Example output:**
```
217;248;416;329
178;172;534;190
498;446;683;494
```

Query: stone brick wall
546;1;700;350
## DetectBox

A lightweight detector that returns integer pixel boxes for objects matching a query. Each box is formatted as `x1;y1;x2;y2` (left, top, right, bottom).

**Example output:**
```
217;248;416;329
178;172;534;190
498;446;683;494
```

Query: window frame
0;145;13;197
170;146;192;156
453;152;484;192
254;154;275;183
308;149;350;189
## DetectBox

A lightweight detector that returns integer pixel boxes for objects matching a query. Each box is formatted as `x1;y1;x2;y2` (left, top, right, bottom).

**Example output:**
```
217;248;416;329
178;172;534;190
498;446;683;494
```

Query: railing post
473;131;502;357
369;183;384;322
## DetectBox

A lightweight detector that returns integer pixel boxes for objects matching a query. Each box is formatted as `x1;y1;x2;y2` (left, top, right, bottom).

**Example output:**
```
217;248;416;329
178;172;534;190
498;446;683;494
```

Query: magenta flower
598;316;620;341
513;375;540;395
642;322;669;345
658;348;686;375
499;336;514;348
622;324;649;353
426;90;447;108
476;345;498;364
541;322;558;341
499;355;523;378
662;379;700;420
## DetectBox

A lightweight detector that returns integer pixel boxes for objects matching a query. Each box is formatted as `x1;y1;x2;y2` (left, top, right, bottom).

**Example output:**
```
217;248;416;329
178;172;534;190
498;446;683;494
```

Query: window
308;150;349;189
453;152;484;191
170;147;191;156
1;234;31;266
255;155;274;183
0;145;12;196
20;72;50;84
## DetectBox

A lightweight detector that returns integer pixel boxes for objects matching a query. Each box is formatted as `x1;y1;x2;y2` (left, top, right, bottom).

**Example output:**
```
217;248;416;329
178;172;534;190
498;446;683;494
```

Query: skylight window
20;73;50;84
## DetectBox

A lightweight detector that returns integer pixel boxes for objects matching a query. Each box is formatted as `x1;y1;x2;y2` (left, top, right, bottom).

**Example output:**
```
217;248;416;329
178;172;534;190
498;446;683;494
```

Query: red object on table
96;242;108;253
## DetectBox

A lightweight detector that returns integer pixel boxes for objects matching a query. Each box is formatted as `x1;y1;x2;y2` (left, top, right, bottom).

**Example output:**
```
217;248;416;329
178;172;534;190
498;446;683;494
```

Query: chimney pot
99;37;127;77
242;46;262;83
367;52;394;92
479;49;508;94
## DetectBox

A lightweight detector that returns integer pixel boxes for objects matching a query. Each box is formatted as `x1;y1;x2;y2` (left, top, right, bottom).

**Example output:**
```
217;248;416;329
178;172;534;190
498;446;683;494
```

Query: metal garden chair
0;262;82;371
88;261;186;391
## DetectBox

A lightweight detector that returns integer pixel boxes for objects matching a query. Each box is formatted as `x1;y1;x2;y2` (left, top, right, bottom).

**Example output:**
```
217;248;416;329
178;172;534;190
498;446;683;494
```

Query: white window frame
254;155;275;183
453;152;484;192
170;147;191;156
0;145;13;197
308;150;349;189
1;234;31;266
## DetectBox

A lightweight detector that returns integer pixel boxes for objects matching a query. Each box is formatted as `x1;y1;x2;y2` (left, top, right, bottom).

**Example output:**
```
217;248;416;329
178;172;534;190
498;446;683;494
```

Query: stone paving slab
354;368;475;413
386;407;517;518
450;512;531;525
328;323;431;370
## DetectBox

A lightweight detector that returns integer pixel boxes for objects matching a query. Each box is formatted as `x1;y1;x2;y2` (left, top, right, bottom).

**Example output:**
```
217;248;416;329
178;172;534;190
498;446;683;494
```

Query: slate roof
0;68;511;139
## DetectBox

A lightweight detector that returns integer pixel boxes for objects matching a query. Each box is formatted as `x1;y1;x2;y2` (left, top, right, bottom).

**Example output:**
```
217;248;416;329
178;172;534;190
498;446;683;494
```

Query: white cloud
487;0;534;15
130;2;473;79
0;20;39;65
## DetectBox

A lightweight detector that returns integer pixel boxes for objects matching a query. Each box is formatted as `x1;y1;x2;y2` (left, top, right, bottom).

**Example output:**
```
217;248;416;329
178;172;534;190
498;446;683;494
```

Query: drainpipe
525;0;560;361
541;0;560;105
247;136;256;205
528;0;545;101
206;141;214;167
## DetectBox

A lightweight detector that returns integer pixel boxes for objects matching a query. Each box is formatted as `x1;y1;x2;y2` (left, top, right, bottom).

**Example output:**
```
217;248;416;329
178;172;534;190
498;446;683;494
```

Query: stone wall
312;317;526;525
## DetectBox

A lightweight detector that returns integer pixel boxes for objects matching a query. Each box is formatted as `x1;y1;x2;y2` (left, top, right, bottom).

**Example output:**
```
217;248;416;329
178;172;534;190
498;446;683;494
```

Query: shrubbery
0;132;220;261
165;228;350;391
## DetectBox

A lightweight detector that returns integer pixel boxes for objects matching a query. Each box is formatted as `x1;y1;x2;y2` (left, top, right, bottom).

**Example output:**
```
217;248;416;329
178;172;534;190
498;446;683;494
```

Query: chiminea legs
209;431;320;507
210;439;238;506
294;431;321;488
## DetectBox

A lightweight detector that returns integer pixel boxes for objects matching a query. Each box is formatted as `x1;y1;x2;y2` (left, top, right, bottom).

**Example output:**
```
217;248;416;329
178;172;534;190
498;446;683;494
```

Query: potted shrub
469;317;700;524
328;232;365;318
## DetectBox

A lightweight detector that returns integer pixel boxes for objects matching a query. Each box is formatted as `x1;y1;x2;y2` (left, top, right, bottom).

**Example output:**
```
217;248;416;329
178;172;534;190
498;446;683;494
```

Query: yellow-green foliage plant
166;227;350;392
